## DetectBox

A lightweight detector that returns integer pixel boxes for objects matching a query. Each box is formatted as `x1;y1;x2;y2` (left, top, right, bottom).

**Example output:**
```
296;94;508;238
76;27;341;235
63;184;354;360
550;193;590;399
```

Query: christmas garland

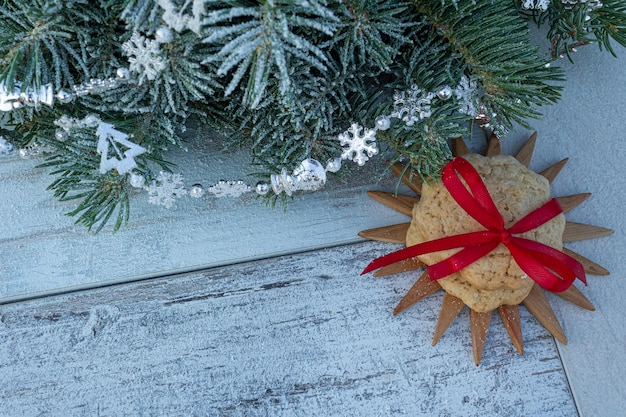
0;0;624;232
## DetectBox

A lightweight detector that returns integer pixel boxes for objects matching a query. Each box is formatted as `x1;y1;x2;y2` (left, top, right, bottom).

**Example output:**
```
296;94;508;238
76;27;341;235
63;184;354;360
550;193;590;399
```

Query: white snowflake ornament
522;0;551;10
338;123;378;166
455;76;479;117
122;32;166;83
158;0;205;34
147;171;188;208
391;85;435;126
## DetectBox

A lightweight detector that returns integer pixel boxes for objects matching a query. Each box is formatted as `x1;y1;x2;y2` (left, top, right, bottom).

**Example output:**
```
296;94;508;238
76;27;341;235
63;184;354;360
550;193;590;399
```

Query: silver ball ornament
374;115;391;131
437;86;453;100
292;158;327;192
189;183;205;198
255;182;270;196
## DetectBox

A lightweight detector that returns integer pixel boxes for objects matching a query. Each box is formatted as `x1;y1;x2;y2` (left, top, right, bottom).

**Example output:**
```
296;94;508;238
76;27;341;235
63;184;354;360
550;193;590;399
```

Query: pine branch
201;0;339;108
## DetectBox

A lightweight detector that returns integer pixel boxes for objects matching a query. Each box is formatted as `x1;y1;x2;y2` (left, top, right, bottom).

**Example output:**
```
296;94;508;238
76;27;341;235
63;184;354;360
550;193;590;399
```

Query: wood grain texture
0;241;578;417
0;135;411;304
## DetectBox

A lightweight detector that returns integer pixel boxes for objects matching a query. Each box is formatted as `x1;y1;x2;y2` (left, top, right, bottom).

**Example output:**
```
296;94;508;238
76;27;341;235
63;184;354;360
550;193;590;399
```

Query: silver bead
437;86;453;100
255;182;270;196
325;157;342;173
116;67;130;81
129;172;146;188
155;26;174;44
374;115;391;131
189;183;205;198
56;90;73;104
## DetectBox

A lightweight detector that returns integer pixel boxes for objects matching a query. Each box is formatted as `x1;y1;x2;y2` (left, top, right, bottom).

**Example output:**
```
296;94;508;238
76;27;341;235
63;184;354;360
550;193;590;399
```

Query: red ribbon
362;157;586;293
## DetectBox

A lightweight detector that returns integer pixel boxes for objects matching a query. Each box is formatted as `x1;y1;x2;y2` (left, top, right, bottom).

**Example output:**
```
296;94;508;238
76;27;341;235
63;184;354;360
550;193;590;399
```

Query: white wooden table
1;42;625;416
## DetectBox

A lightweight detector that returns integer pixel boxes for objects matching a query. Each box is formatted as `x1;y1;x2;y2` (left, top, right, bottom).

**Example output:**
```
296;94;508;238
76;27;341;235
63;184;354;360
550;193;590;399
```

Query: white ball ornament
325;157;342;173
255;182;270;196
189;183;205;198
155;27;174;44
116;67;130;80
129;171;146;188
374;115;391;131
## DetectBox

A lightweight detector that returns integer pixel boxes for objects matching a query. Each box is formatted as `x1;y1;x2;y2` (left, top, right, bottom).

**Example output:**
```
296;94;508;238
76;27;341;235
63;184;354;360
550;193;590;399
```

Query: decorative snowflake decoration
122;32;166;83
338;123;379;166
454;76;479;117
0;136;14;155
522;0;551;10
390;85;435;126
158;0;205;34
147;171;188;208
206;180;252;198
561;0;603;9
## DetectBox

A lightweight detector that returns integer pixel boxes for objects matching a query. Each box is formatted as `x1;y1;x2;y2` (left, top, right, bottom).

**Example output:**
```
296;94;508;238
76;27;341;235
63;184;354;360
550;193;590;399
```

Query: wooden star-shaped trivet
360;132;613;365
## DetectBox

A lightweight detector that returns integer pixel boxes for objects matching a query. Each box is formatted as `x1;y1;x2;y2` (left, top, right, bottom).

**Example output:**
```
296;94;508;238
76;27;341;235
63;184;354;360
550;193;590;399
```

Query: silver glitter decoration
206;180;252;198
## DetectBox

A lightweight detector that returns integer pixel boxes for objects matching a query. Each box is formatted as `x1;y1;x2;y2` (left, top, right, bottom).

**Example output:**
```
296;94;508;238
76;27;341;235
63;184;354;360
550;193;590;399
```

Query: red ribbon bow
362;157;586;292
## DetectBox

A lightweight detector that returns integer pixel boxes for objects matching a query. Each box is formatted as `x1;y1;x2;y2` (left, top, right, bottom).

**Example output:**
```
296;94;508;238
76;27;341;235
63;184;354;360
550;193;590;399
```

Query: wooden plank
0;241;578;416
0;135;412;304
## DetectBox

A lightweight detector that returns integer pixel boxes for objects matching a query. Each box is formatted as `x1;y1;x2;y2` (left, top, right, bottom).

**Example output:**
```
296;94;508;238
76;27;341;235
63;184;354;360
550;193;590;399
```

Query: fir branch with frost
201;0;339;108
1;0;625;232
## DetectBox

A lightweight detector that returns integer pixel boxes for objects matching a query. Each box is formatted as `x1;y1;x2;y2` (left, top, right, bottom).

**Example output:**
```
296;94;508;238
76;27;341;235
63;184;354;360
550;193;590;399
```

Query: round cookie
405;154;565;312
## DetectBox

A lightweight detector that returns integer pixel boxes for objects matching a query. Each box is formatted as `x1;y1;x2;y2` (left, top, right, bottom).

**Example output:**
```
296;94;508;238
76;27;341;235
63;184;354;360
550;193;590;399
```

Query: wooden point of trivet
432;293;465;346
470;309;492;365
556;193;591;214
498;304;524;355
358;223;410;245
366;191;419;217
562;247;610;276
393;271;440;316
563;221;614;242
485;133;501;156
453;136;471;156
389;161;422;195
555;285;595;311
373;258;425;277
522;284;567;345
515;131;537;167
539;158;569;184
